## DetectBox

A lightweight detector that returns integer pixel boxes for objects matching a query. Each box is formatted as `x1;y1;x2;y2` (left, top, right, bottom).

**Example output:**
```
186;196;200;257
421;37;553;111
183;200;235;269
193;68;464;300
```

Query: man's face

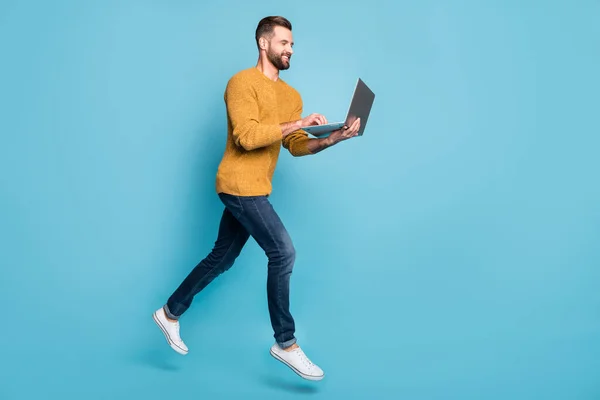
265;26;294;70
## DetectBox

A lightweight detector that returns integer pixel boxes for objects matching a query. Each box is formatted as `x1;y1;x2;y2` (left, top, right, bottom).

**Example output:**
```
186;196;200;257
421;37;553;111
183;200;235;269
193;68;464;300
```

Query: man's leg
220;193;324;380
153;206;250;355
221;193;296;346
165;206;250;317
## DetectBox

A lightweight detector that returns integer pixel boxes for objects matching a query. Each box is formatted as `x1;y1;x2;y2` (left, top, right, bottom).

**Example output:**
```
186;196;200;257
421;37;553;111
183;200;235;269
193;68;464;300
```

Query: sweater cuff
292;134;313;156
267;124;284;146
297;140;313;156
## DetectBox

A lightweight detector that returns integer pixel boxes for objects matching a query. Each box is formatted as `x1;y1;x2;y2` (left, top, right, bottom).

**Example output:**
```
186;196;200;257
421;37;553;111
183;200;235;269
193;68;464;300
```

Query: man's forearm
306;137;335;154
280;118;337;155
280;120;302;137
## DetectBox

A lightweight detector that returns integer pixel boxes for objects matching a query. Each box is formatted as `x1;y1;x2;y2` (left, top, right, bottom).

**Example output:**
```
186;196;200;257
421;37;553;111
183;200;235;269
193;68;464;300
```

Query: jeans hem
163;304;179;320
277;337;297;349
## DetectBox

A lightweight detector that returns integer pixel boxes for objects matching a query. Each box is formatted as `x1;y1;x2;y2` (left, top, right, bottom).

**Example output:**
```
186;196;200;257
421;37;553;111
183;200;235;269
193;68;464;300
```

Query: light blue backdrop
1;1;599;399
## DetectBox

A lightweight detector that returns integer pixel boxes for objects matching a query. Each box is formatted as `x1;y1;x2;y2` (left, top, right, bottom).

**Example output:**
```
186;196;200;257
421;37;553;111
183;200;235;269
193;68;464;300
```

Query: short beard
267;48;290;70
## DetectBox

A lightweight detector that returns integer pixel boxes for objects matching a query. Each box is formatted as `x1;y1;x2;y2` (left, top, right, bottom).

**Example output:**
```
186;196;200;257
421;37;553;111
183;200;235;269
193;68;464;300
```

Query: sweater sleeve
225;75;282;151
282;97;313;157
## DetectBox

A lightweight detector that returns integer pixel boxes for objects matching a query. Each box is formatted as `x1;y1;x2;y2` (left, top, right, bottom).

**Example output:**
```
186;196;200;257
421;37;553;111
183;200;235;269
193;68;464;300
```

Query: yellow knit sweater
215;67;312;196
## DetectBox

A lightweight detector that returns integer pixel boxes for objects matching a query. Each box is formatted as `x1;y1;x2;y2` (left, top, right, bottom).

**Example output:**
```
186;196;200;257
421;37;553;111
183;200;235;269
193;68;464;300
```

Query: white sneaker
270;343;324;381
152;307;188;355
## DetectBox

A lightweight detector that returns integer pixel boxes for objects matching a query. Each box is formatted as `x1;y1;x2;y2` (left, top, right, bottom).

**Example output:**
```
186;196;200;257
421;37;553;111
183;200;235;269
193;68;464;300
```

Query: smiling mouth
282;55;291;62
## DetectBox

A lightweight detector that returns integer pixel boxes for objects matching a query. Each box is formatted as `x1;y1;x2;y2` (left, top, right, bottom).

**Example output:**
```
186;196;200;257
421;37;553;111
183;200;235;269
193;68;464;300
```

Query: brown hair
255;16;292;48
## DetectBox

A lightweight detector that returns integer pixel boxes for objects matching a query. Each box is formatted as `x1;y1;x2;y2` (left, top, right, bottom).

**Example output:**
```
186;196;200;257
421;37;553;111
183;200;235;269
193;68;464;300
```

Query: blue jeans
164;193;297;349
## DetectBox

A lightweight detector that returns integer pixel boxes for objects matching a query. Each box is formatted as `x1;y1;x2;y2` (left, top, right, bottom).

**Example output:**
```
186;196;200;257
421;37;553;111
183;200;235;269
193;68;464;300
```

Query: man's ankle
283;343;299;352
163;308;178;323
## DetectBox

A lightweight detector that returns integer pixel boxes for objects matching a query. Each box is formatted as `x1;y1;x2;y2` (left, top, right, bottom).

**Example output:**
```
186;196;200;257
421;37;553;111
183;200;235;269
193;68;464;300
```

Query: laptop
303;78;375;137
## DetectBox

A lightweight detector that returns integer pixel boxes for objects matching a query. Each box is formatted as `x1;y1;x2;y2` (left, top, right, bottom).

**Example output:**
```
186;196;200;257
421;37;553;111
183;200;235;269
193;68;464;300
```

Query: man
153;16;360;381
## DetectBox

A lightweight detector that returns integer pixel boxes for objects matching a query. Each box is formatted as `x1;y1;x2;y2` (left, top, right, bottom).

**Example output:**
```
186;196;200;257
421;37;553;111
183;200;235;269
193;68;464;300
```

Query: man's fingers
353;118;361;135
311;114;327;125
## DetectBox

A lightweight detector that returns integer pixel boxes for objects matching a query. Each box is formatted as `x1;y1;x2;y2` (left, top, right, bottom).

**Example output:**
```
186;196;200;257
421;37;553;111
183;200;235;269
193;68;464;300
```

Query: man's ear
259;37;267;50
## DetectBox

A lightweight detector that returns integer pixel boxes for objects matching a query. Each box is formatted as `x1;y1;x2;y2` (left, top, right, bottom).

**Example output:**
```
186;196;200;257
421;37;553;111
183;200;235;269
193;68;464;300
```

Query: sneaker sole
269;348;324;381
152;311;188;355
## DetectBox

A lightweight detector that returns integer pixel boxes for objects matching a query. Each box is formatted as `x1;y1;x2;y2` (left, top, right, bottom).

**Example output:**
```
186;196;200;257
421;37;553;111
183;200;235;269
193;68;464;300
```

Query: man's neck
256;57;279;81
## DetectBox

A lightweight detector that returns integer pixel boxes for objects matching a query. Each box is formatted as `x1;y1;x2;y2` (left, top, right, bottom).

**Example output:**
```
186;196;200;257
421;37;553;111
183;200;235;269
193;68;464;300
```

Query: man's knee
206;243;243;273
282;242;296;263
269;240;296;268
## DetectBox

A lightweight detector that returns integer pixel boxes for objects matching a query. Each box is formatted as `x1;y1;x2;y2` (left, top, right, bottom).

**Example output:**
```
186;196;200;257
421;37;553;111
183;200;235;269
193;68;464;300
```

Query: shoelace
294;348;314;368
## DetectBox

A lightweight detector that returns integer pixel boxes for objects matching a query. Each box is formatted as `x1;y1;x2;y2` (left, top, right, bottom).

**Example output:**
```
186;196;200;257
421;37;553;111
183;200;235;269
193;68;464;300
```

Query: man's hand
301;113;328;128
281;113;328;138
304;117;361;154
326;117;361;146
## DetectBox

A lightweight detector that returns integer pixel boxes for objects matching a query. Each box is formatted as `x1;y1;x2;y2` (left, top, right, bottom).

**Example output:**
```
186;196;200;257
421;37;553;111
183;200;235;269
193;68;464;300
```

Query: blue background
1;1;599;399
